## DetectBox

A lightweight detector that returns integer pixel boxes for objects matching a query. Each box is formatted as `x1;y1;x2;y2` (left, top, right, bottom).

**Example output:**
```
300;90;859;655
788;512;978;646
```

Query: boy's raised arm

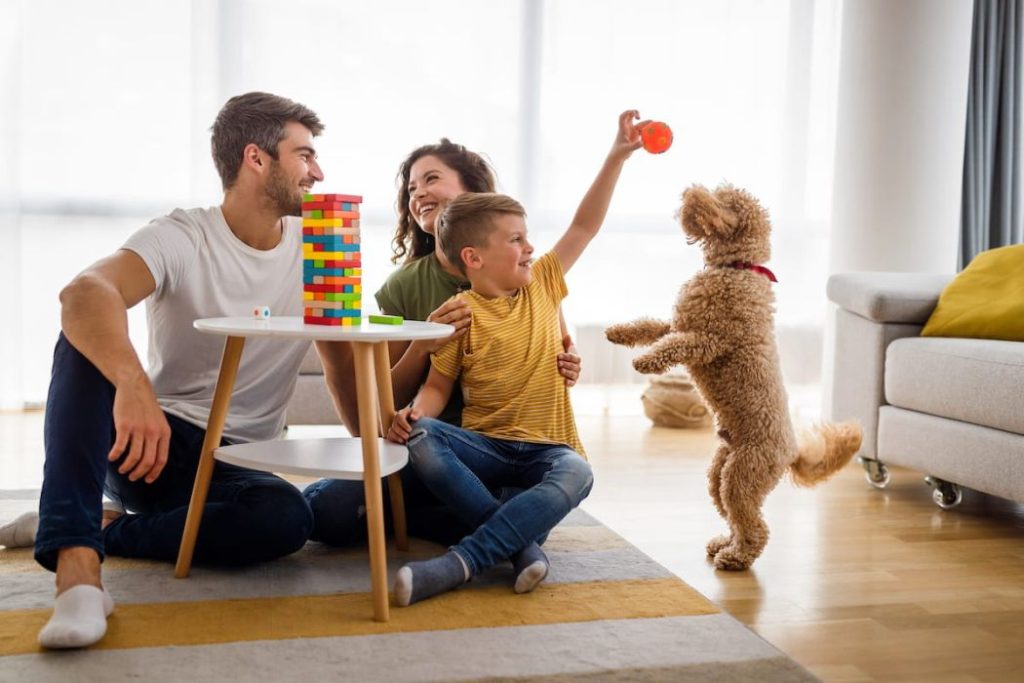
552;109;647;274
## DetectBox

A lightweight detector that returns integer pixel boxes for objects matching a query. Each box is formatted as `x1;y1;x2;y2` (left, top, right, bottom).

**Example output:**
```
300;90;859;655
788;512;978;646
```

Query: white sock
0;501;123;550
514;561;549;594
511;543;549;594
454;551;470;581
394;566;413;607
38;585;115;649
0;511;39;548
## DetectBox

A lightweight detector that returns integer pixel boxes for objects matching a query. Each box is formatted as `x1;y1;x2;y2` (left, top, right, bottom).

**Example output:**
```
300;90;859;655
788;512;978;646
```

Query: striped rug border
0;577;717;656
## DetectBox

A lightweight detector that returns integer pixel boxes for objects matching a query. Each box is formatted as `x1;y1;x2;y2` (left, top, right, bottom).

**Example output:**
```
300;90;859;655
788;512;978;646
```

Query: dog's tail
789;420;862;487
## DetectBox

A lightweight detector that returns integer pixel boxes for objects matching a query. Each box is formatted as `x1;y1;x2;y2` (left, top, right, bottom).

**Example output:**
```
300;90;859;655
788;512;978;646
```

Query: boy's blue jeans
34;334;314;571
405;417;594;576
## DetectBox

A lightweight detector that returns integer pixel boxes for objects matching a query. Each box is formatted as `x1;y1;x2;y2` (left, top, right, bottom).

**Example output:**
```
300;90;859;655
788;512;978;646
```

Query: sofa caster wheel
858;456;890;489
925;476;963;509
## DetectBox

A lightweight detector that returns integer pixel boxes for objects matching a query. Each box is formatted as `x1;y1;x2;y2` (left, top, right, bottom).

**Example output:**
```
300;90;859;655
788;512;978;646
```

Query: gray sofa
284;345;341;426
827;273;1024;507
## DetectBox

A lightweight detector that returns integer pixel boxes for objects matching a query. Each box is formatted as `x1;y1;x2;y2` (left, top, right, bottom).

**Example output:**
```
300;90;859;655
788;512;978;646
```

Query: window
1;0;842;406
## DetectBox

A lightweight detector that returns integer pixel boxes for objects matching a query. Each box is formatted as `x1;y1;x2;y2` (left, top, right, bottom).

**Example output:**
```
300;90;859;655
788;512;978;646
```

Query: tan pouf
641;371;711;429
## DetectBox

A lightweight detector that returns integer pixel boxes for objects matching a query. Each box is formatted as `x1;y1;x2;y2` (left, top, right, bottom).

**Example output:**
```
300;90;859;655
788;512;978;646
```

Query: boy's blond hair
437;192;526;276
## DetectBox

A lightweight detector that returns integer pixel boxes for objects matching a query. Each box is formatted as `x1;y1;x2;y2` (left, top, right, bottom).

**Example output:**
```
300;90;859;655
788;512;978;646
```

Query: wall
823;0;974;416
828;0;975;275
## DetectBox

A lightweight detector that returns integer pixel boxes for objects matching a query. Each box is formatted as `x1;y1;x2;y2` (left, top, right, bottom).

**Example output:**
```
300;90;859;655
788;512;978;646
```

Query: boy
386;110;648;606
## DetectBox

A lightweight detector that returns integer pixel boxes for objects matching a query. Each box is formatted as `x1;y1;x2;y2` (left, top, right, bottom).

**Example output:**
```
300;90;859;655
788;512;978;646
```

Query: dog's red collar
725;261;778;283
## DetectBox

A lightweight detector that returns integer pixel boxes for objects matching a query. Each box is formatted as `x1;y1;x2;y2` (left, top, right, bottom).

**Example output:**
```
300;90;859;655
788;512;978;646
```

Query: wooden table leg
373;342;408;552
353;342;389;622
174;336;245;578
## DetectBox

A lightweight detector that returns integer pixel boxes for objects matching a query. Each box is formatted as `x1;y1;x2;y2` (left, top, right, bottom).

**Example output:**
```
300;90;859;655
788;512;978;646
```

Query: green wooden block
369;314;404;325
326;292;361;302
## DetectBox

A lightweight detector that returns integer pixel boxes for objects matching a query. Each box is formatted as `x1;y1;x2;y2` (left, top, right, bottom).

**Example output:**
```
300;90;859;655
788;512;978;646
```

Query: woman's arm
557;308;581;387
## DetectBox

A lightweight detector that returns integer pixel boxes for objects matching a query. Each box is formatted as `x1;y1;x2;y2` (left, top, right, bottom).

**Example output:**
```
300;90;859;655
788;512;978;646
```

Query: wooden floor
577;412;1024;683
4;401;1024;682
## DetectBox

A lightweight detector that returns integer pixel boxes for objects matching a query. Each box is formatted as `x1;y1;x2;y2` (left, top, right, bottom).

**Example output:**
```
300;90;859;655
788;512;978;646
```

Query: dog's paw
712;546;753;571
604;323;634;346
632;354;667;375
706;534;731;558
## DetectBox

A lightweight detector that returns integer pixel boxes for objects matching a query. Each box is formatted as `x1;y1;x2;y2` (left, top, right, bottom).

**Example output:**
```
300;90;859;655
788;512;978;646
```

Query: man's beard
265;161;302;216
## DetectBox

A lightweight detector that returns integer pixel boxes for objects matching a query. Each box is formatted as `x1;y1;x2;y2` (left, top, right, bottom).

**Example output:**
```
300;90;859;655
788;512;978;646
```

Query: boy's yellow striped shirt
432;252;585;456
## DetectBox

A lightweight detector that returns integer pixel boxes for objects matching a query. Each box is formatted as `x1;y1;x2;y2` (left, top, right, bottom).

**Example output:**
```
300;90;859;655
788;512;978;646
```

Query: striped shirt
431;251;585;456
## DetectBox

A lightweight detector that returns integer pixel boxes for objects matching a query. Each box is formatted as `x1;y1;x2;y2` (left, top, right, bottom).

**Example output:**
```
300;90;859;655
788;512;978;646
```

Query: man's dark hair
210;92;324;190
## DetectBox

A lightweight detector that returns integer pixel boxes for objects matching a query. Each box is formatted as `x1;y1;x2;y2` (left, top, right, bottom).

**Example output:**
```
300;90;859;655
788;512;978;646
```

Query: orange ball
640;121;673;154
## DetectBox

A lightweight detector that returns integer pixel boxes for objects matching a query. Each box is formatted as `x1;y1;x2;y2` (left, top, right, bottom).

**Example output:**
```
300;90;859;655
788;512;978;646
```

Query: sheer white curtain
3;1;199;407
1;2;22;409
528;0;843;385
1;0;842;407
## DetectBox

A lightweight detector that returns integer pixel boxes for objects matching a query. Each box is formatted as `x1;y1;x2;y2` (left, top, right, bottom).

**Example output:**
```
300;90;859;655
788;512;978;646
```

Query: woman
303;139;581;546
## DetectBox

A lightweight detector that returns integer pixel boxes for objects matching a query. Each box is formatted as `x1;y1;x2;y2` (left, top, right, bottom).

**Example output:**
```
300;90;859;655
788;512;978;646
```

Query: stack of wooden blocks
301;193;363;326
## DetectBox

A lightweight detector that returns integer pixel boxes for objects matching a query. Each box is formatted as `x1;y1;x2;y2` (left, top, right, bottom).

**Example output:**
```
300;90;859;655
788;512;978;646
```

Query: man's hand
387;405;422;444
108;372;171;484
558;334;582;387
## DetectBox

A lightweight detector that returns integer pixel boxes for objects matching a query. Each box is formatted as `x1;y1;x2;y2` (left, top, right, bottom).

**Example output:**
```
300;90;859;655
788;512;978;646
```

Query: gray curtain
961;0;1024;268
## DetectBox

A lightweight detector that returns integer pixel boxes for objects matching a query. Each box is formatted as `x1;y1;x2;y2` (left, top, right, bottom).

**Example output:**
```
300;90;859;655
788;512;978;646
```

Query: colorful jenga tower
301;193;363;326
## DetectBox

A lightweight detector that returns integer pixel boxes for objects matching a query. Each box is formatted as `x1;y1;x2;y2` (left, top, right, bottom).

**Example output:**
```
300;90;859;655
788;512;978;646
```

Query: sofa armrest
827;272;952;324
827;272;952;462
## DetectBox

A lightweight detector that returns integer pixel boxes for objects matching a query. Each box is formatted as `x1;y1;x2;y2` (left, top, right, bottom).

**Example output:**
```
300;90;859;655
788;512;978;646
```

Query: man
20;92;324;649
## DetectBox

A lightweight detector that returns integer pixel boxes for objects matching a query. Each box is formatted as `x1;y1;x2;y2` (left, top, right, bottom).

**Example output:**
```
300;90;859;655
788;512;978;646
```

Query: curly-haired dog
606;184;861;570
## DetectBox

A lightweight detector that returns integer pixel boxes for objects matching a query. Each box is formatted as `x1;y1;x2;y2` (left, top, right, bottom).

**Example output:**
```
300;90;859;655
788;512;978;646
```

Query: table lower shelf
215;438;408;479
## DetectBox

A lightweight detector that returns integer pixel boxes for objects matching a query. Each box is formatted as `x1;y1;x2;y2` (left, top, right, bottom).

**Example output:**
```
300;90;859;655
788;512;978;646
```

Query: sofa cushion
878;406;1024;503
921;244;1024;341
286;374;341;425
885;337;1024;435
299;344;324;375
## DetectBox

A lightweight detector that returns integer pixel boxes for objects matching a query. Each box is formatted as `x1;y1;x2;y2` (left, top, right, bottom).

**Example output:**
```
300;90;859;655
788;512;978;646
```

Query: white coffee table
174;316;453;622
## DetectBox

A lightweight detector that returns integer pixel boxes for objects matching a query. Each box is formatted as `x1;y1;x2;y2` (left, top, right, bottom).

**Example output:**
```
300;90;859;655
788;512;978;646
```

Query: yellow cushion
921;244;1024;341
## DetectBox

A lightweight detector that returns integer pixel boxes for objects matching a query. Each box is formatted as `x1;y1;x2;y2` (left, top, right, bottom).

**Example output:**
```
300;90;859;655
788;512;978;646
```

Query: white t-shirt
123;207;310;443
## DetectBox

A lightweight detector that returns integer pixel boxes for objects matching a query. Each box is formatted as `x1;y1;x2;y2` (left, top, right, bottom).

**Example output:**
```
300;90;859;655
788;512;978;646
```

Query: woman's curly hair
392;138;497;264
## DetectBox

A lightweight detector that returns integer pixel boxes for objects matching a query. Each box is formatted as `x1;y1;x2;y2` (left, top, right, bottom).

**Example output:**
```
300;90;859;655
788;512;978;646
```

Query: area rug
0;491;816;682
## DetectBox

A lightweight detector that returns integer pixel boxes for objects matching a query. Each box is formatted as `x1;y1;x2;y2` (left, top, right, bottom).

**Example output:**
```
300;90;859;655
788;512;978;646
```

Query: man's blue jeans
303;466;472;548
303;462;529;549
405;417;593;576
34;334;313;571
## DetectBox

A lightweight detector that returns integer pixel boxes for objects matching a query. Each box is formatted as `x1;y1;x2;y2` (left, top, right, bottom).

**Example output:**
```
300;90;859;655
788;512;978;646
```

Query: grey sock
393;551;469;607
511;542;549;594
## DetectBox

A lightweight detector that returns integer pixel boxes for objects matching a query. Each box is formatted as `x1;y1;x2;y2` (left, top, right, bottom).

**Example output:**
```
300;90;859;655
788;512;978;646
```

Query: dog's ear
680;184;739;241
714;183;771;242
